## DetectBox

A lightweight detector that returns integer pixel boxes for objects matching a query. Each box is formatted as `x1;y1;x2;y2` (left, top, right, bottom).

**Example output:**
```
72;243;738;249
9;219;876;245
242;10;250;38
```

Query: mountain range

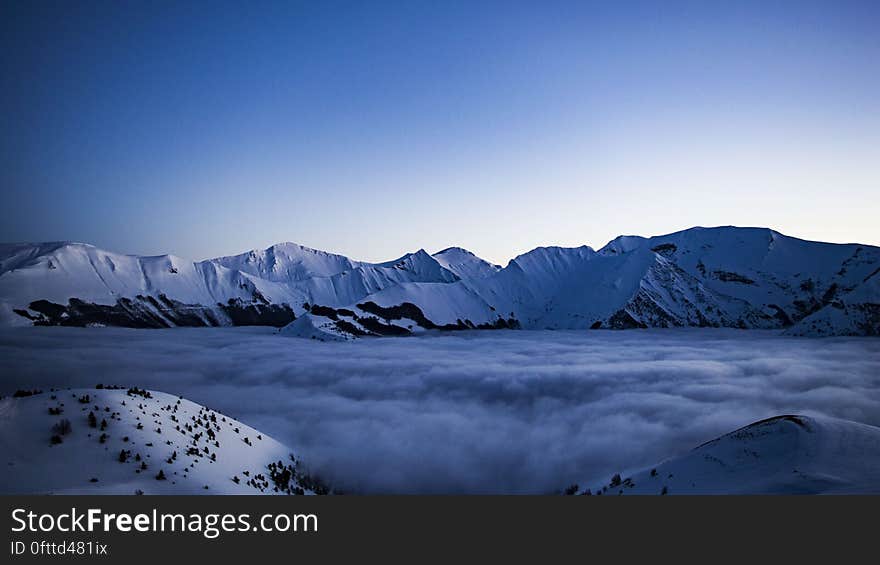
1;226;878;337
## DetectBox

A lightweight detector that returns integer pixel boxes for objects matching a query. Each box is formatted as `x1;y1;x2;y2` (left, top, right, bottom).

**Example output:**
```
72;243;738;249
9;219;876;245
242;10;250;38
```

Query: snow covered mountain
211;242;363;283
0;242;301;328
2;227;878;336
788;269;880;336
572;415;880;495
0;387;328;495
598;227;880;332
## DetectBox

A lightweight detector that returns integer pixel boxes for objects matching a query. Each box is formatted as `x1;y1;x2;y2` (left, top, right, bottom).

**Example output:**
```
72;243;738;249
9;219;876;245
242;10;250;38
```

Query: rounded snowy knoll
580;415;880;495
0;387;326;495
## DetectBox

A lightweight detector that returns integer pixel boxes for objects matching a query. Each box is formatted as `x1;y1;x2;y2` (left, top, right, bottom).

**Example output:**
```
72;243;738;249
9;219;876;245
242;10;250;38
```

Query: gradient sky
2;1;878;265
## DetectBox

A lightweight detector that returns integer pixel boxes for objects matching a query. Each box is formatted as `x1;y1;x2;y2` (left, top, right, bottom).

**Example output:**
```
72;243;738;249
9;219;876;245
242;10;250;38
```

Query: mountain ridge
2;227;878;337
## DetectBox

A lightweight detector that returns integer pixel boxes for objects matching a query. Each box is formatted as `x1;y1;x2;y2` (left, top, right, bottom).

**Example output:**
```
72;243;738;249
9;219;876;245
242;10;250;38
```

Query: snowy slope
788;270;880;336
0;387;326;495
461;243;764;330
360;282;500;327
280;281;519;341
577;415;880;495
295;249;460;309
462;245;601;328
209;242;362;283
599;227;880;328
432;247;501;280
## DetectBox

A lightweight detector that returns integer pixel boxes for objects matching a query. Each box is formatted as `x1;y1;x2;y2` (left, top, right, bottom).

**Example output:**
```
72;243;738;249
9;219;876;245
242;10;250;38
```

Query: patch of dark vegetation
126;387;152;399
309;304;339;320
766;304;793;326
51;419;72;436
30;297;170;328
744;414;809;430
20;295;295;329
357;316;411;336
792;298;822;319
863;266;880;284
712;270;755;285
590;320;603;329
139;294;208;326
27;300;67;319
218;298;296;327
296;470;331;495
264;454;332;495
820;283;839;304
697;414;810;450
357;301;518;332
13;308;39;321
650;243;677;256
475;317;520;329
791;283;841;322
628;290;688;328
854;303;880;336
334;319;370;337
357;301;437;327
13;389;42;398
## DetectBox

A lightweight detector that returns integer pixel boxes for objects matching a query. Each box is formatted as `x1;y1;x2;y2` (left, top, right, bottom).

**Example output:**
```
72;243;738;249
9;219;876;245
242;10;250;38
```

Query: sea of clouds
1;327;879;493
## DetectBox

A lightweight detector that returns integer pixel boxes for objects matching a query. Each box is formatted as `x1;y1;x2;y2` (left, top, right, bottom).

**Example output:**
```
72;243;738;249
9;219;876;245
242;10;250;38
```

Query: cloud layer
2;327;879;493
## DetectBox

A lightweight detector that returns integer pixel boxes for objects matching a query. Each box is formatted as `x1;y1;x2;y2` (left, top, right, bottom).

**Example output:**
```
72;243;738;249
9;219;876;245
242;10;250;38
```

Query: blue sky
2;1;878;264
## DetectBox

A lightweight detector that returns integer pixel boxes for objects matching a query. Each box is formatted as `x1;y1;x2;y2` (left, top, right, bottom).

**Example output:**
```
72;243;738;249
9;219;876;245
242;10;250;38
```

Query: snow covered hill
2;227;878;336
0;387;327;495
573;415;880;495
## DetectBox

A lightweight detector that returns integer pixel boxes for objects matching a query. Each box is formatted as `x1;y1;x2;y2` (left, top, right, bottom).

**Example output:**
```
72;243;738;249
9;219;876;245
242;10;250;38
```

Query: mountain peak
209;242;358;283
434;246;475;257
432;247;500;279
